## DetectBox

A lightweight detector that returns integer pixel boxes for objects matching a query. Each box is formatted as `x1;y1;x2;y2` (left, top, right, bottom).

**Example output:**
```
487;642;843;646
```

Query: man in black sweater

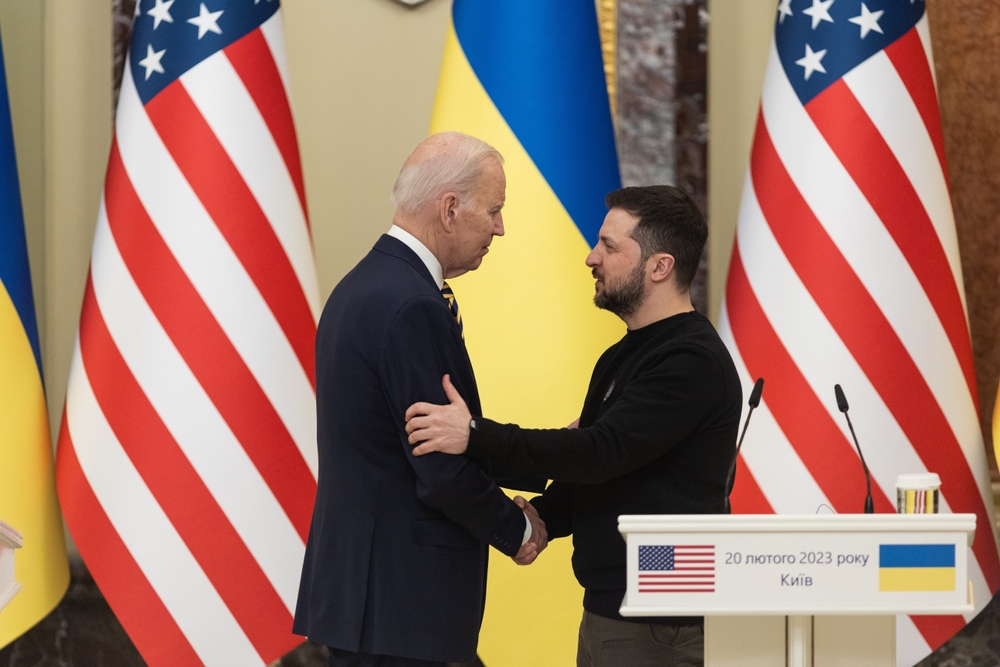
405;185;742;667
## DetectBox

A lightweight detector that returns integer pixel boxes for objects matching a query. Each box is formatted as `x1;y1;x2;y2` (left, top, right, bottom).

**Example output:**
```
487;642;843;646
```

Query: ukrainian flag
879;544;956;592
0;28;68;647
430;1;623;664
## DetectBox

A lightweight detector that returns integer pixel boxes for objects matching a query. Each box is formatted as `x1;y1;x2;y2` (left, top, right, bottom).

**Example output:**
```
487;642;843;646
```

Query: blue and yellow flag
0;29;68;646
430;1;623;663
879;544;956;592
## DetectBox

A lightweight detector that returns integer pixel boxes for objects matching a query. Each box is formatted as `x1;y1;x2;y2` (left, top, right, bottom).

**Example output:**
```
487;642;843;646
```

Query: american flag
718;0;999;662
54;1;318;666
637;545;716;593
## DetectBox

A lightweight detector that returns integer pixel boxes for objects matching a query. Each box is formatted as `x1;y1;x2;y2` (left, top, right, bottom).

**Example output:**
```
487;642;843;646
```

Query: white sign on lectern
619;514;974;617
0;521;23;611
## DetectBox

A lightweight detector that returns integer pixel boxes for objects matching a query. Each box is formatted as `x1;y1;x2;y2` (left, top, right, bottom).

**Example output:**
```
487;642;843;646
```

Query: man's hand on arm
511;495;547;566
405;375;473;455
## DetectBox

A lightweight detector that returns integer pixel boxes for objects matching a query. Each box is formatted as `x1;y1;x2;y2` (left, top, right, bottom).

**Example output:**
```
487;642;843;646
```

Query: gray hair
390;132;504;216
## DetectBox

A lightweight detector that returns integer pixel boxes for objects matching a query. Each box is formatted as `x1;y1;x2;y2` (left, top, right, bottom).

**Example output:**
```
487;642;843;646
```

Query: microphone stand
724;378;763;513
835;384;874;514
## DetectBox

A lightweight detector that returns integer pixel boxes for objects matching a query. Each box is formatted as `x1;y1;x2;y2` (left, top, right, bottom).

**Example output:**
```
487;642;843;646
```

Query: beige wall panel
43;0;112;436
814;615;895;667
704;615;785;667
282;0;451;301
706;0;774;322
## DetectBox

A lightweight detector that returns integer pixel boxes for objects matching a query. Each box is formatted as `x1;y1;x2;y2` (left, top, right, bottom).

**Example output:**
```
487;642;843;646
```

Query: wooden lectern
619;514;975;666
0;520;23;612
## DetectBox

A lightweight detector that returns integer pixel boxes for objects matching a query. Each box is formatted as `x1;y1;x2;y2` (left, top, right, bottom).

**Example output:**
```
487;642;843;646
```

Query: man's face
586;208;647;319
447;159;506;278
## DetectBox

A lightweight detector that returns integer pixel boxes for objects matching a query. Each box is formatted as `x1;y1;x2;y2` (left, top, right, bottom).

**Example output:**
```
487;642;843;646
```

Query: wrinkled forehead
599;207;640;242
474;159;506;200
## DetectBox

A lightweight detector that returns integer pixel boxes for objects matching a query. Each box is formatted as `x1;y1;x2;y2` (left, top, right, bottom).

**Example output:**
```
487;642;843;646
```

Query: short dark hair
604;185;707;291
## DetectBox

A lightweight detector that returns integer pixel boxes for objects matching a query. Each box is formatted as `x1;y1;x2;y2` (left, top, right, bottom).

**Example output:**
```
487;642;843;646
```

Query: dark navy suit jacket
293;235;526;663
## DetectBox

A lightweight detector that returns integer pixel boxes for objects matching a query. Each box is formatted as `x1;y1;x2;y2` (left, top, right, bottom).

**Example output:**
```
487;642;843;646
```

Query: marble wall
618;0;709;313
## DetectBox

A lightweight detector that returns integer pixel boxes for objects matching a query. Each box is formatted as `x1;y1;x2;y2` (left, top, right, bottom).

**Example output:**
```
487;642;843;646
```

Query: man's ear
439;192;460;232
649;253;676;283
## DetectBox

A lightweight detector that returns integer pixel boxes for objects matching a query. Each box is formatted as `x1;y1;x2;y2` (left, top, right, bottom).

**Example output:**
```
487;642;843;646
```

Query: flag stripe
730;453;774;514
181;48;318;321
146;79;316;388
258;11;293;115
762;41;978;470
116;64;318;475
89;197;305;610
842;55;979;441
884;29;949;182
897;616;932;665
844;49;964;312
56;425;204;667
730;169;932;509
759;43;986;514
78;276;297;657
58;6;317;663
911;615;967;653
805;80;977;404
105;141;315;540
224;29;309;222
65;344;263;666
727;9;999;656
750;115;999;588
720;303;830;514
725;244;893;514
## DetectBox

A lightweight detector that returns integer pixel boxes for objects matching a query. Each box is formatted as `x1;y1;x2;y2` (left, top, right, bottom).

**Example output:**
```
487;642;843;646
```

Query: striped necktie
440;281;464;339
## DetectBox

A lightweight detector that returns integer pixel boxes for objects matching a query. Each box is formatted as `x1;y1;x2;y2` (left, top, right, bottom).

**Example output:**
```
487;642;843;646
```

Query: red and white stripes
719;14;998;665
56;10;316;667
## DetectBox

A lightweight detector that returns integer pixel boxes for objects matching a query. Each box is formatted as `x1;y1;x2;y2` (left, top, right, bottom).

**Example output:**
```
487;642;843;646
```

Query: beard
594;262;647;318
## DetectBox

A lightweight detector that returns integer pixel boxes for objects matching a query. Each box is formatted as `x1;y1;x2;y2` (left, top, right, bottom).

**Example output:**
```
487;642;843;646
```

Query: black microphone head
749;378;764;408
834;384;849;413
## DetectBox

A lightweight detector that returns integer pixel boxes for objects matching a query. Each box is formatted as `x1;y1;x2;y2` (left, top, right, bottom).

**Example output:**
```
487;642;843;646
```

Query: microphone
724;378;764;513
834;384;874;514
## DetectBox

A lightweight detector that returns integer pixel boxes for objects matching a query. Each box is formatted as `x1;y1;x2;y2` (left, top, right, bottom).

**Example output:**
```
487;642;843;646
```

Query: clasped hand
405;375;472;455
512;496;548;566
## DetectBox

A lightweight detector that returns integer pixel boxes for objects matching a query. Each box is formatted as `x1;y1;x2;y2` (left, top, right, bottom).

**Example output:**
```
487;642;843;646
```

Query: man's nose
585;248;600;267
494;213;505;236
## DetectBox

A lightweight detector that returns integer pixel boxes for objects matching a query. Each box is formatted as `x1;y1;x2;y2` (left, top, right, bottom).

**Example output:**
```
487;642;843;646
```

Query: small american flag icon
638;544;715;593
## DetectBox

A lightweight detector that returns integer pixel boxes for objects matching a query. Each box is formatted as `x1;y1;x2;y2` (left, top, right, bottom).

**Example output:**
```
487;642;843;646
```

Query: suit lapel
372;235;482;413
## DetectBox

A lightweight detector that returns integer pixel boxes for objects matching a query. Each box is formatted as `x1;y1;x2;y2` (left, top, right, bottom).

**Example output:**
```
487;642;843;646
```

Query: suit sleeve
466;345;731;484
379;296;526;557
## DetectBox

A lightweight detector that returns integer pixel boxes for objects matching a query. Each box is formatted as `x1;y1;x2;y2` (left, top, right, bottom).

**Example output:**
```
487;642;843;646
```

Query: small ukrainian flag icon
879;544;955;592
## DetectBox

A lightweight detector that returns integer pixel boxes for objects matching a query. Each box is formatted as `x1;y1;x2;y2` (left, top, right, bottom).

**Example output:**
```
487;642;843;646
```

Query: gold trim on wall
596;0;617;119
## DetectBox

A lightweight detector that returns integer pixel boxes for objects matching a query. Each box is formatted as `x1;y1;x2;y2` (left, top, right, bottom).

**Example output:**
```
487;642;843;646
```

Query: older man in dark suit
293;132;546;667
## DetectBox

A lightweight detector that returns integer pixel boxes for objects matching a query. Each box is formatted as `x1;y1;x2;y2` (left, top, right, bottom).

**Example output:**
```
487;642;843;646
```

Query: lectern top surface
618;513;975;543
0;521;22;549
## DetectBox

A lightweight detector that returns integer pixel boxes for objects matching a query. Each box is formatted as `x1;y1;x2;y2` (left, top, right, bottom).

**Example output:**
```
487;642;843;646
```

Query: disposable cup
895;473;941;514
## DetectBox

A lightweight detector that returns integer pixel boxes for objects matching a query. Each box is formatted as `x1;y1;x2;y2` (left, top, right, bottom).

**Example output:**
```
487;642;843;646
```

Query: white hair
390;132;504;216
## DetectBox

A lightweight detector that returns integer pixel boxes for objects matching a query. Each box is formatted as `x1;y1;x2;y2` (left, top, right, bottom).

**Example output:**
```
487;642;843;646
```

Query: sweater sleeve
530;482;574;539
466;344;730;484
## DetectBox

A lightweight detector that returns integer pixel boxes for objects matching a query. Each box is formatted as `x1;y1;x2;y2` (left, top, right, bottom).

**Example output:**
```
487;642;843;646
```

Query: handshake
512;495;548;566
405;375;563;567
404;376;550;566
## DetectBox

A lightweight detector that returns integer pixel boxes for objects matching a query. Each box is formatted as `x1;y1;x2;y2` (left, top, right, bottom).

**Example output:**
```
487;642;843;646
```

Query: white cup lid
895;472;941;489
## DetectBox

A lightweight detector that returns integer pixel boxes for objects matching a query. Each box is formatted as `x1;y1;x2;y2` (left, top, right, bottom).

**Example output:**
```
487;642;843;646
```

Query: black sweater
467;311;742;622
